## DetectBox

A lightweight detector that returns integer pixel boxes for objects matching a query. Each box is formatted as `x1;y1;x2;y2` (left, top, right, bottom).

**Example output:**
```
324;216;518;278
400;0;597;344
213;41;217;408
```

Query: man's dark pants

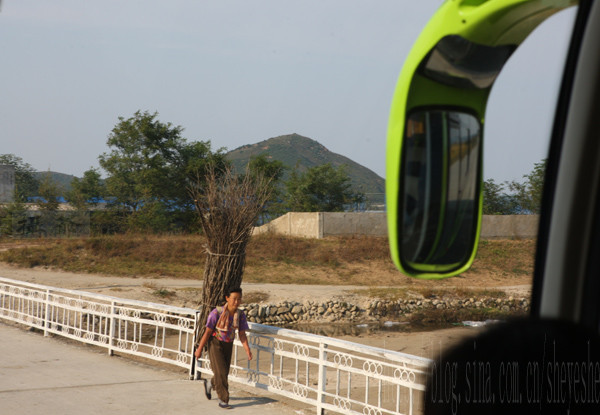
208;337;234;403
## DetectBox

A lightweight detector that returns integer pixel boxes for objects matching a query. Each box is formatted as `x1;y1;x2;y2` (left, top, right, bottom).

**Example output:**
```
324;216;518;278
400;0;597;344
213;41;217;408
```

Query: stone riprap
242;296;530;325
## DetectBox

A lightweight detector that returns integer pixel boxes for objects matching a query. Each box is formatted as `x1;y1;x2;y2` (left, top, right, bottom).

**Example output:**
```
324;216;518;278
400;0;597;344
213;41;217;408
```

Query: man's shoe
218;402;232;409
203;379;212;400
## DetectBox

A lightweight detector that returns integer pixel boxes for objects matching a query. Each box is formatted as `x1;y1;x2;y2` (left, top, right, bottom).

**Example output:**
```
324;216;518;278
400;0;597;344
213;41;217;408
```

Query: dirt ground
0;261;530;360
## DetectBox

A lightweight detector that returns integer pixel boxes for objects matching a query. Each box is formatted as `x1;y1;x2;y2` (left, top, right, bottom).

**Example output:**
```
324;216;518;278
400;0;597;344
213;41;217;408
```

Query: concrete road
0;323;306;415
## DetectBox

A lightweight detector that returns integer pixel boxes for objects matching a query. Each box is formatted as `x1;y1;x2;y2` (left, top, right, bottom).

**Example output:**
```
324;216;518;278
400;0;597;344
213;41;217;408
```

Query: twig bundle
189;165;272;343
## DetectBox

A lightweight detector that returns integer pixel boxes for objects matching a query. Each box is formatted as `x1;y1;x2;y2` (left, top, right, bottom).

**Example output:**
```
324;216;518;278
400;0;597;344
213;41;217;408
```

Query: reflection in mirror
418;35;515;89
400;110;481;272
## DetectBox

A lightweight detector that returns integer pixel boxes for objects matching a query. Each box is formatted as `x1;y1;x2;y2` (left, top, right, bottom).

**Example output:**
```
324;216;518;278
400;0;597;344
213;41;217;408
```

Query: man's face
226;292;242;311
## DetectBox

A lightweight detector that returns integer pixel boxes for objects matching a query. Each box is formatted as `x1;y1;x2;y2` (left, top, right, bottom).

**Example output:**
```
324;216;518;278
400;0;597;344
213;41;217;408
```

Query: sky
0;1;577;184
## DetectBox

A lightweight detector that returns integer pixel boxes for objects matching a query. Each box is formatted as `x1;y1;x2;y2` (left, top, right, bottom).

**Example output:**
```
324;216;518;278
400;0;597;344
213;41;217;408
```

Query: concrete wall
254;212;540;239
480;214;539;239
254;212;323;238
321;212;387;236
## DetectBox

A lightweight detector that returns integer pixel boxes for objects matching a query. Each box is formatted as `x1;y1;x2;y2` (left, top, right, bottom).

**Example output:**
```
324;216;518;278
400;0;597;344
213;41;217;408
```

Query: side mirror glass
399;110;481;274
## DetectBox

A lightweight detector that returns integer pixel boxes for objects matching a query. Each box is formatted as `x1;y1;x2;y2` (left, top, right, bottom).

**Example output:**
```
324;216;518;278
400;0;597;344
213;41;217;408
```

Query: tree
248;155;286;183
0;196;26;236
189;165;272;350
0;154;39;202
248;154;286;221
98;110;226;232
284;163;364;212
507;159;546;214
99;110;183;213
37;171;62;211
482;179;518;215
66;168;105;209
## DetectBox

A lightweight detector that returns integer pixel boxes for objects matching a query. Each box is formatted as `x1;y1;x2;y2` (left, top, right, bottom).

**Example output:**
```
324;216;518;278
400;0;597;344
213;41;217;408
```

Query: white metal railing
0;277;196;371
0;277;432;415
197;324;432;415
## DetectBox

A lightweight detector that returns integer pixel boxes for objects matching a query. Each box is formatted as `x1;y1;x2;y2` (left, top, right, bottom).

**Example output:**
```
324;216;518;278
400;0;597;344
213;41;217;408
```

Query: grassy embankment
0;235;535;324
0;234;534;288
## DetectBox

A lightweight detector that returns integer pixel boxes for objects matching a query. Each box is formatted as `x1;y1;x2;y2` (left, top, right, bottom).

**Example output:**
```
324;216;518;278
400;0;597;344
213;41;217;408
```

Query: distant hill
26;134;386;207
33;171;76;193
226;134;385;206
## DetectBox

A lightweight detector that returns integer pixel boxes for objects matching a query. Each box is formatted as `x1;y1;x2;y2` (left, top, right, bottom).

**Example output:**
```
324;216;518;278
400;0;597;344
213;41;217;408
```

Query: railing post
190;311;200;380
43;289;51;337
108;300;116;356
317;342;327;415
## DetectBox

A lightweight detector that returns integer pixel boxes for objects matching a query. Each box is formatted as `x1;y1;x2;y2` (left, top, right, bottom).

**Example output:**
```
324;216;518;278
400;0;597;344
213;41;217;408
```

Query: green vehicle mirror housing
386;0;576;278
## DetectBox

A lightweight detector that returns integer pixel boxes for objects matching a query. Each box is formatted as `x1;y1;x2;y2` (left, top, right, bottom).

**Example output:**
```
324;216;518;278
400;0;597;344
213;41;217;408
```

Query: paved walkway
0;323;306;415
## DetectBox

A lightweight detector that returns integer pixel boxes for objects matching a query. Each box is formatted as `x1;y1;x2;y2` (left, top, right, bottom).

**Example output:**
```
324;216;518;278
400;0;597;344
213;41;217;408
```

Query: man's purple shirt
206;307;249;342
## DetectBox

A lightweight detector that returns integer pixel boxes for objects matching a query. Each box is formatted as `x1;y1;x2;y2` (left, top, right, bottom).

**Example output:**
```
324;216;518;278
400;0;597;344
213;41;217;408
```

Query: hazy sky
0;1;577;184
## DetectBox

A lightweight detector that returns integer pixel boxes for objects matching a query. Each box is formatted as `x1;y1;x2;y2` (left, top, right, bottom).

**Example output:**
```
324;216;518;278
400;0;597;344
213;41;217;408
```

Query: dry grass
0;234;392;277
0;235;206;278
246;234;391;267
0;234;536;287
466;239;536;277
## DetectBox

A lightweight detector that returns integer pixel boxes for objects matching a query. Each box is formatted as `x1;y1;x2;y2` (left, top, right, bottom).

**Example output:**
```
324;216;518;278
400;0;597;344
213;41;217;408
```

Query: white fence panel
0;277;196;371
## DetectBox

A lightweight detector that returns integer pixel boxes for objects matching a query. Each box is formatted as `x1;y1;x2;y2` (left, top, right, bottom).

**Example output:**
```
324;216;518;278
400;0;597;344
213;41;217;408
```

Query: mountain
226;134;385;206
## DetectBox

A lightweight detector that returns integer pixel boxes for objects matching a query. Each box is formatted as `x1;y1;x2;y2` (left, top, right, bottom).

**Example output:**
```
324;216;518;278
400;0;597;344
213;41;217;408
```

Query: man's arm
239;330;253;360
194;328;214;359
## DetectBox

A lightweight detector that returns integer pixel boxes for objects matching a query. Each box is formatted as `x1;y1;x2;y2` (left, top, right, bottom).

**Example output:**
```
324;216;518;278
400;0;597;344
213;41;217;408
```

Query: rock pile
243;300;360;324
242;296;530;325
366;296;529;317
